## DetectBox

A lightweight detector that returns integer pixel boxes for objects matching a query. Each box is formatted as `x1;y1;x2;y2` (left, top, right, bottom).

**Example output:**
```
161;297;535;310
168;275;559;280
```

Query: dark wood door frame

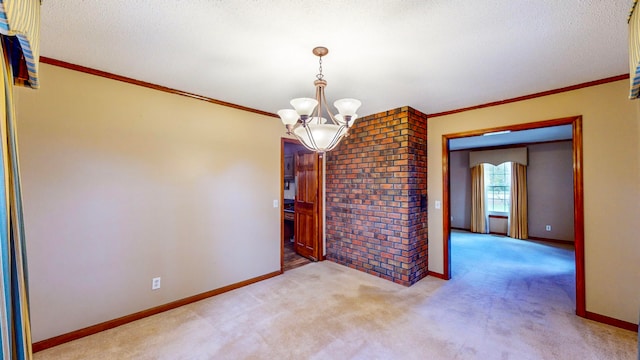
441;116;585;317
280;138;324;270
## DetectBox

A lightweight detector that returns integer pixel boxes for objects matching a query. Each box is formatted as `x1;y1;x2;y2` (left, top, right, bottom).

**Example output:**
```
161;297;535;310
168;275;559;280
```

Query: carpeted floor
34;231;637;359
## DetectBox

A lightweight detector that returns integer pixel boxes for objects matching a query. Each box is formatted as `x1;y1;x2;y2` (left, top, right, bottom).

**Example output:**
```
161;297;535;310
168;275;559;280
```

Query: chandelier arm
325;124;348;151
304;124;316;148
303;122;321;151
293;133;318;153
290;123;317;152
318;84;339;124
315;83;323;125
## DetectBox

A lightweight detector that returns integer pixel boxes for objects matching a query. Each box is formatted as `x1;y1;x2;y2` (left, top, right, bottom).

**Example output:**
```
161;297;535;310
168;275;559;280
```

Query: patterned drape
629;0;640;99
0;1;40;359
0;0;39;88
0;38;31;359
470;164;487;234
508;162;528;240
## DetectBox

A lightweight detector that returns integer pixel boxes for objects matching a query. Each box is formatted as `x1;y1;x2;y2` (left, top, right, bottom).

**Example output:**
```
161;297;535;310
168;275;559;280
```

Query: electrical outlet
152;277;161;290
545;225;551;231
273;199;279;208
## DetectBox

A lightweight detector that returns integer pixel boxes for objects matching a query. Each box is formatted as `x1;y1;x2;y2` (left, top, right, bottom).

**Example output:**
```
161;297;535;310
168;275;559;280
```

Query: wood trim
281;138;303;270
585;311;639;332
32;270;281;352
428;74;629;118
317;152;325;261
40;57;278;118
442;116;581;141
442;115;586;318
572;116;586;317
441;135;451;280
527;236;574;245
427;271;447;280
282;139;324;262
280;139;286;272
488;215;508;219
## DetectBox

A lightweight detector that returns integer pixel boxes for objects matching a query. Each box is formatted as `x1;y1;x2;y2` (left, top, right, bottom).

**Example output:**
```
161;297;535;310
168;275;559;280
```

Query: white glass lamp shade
293;124;347;152
290;98;318;116
334;98;361;117
334;114;358;127
277;109;299;125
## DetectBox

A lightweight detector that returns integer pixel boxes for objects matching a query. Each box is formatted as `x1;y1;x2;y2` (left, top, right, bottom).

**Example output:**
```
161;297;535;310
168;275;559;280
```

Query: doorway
281;138;324;271
441;116;585;317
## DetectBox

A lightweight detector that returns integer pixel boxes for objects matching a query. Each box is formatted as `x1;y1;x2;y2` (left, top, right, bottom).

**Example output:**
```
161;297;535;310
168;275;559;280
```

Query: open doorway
441;116;586;317
281;138;323;271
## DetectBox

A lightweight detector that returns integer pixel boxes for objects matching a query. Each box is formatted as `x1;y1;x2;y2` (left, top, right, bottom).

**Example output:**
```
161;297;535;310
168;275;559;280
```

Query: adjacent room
0;1;638;359
446;124;578;315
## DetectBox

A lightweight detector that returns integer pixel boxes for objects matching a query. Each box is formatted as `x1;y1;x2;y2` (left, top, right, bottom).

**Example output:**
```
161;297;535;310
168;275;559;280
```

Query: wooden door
294;151;322;261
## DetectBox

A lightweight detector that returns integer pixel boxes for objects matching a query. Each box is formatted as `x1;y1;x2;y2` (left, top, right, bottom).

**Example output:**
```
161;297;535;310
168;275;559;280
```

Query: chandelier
278;46;361;154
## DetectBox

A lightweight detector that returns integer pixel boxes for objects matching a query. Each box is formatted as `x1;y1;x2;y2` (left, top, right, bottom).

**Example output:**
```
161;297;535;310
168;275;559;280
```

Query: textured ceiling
40;1;632;117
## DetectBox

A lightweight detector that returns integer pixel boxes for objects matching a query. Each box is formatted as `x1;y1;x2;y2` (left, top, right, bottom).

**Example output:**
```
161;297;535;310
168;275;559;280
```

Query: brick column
326;106;428;286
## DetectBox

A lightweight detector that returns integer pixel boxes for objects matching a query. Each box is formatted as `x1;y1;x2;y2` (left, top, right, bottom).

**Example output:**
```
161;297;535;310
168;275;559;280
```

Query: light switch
435;200;441;209
273;200;279;208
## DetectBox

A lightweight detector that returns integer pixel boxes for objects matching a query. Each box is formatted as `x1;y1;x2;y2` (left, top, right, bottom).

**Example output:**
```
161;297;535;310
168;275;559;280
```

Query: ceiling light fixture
278;46;361;154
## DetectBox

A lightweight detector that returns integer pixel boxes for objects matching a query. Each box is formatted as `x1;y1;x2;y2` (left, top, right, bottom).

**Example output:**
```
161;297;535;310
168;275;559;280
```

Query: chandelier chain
316;56;324;80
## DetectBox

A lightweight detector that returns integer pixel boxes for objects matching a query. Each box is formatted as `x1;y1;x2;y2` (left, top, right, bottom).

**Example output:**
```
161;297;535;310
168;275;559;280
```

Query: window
484;162;511;213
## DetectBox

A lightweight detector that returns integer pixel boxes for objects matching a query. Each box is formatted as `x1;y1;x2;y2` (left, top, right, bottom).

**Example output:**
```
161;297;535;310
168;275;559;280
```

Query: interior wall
527;141;574;241
449;150;471;229
428;79;640;324
15;64;284;342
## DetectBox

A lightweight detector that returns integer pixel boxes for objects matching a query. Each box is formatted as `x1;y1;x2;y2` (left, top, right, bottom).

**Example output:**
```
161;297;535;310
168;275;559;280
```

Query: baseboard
451;227;470;231
527;236;574;245
32;270;282;352
584;311;639;332
428;271;447;280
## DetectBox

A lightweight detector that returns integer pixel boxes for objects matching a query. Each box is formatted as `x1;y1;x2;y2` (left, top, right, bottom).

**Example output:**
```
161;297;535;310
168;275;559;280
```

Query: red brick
326;107;429;286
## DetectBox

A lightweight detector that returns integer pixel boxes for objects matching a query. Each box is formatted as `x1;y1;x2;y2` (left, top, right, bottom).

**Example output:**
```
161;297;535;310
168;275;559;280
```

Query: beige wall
527;141;574;241
15;64;284;342
449;150;471;229
428;80;640;324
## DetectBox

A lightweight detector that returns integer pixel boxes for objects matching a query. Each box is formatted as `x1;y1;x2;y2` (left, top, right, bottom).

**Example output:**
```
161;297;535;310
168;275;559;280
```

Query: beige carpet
35;232;637;359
